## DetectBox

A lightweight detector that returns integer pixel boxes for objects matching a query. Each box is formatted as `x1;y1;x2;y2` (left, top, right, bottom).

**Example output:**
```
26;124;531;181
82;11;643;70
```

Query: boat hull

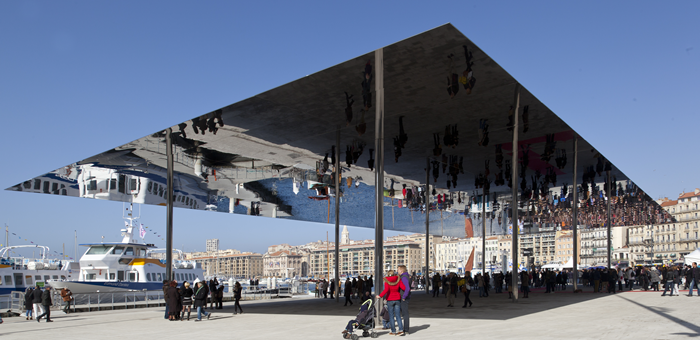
49;280;164;293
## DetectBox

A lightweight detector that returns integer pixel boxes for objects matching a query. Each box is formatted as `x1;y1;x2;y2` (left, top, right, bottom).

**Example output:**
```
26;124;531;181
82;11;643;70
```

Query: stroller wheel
362;331;370;337
370;332;378;338
343;334;351;339
351;334;359;340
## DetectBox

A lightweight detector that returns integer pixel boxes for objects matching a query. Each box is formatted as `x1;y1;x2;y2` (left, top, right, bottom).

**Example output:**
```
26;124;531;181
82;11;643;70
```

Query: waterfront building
191;252;263;279
206;239;219;252
308;240;422;278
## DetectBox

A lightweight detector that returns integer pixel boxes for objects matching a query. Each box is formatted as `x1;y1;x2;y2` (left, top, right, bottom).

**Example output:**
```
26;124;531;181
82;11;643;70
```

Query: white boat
49;205;204;293
0;245;77;294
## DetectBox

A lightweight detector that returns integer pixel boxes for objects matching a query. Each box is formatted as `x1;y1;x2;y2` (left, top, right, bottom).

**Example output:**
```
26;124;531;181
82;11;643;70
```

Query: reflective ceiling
7;24;673;237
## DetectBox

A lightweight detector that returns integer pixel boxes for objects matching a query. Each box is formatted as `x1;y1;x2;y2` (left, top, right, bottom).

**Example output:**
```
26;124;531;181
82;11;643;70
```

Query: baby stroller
342;298;377;339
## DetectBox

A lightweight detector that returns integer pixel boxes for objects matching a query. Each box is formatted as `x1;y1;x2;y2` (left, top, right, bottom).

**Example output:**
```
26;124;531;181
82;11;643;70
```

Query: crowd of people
161;278;243;321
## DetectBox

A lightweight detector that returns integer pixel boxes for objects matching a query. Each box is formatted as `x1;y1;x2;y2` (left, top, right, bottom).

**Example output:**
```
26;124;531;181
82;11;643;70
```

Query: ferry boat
49;205;204;293
0;245;77;295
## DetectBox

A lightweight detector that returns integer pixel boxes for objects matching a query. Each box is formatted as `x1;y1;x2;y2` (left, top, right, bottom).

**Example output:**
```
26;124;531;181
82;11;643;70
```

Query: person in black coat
688;262;700;296
193;281;211;321
36;286;53;322
24;287;34;320
233;281;243;314
343;278;353;306
32;286;44;318
166;281;181;320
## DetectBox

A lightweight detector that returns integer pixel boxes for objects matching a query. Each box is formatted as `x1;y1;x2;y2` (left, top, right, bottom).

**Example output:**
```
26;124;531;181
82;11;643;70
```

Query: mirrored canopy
7;24;673;237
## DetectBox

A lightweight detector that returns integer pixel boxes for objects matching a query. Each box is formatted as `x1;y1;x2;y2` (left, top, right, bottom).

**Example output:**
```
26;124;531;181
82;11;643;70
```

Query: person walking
194;281;211;321
344;278;354;306
432;273;441;297
462;272;474;308
376;270;406;336
233;281;243;314
24;287;34;320
330;278;336;299
322;279;329;299
180;281;194;321
36;286;53;322
447;272;458;307
650;266;661;291
216;285;224;309
398;265;411;334
687;262;700;297
60;288;73;313
32;285;44;320
520;271;530;298
208;279;217;309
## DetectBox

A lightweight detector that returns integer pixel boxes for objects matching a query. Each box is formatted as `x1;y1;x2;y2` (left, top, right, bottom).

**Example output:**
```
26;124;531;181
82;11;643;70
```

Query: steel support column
373;48;385;309
510;84;520;302
165;128;174;281
425;157;430;294
572;135;579;290
334;127;340;302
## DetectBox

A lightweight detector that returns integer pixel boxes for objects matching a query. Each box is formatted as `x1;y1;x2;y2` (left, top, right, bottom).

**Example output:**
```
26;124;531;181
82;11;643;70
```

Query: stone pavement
2;287;699;339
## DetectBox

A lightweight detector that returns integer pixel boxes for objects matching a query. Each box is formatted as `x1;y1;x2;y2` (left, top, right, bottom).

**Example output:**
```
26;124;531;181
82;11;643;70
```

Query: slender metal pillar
165;128;174;281
334;127;341;302
510;84;520;302
572;135;579;290
482;190;486;275
607;169;612;269
425;157;430;294
373;49;385;310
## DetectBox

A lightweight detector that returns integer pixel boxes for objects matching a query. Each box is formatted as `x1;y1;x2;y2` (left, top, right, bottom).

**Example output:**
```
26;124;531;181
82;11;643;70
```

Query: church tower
341;225;350;245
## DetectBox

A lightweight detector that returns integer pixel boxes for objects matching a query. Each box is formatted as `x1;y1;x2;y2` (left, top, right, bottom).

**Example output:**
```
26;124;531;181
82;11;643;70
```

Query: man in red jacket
376;270;406;336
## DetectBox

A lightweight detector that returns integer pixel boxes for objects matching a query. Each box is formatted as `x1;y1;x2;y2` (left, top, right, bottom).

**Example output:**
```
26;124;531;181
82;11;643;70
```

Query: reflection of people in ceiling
191;116;208;135
362;60;372;111
178;123;188;138
478;119;489;146
367;149;375;171
555;149;567;169
344;92;354;126
461;45;476;94
433;133;442;156
495;144;503;169
541;134;556;162
355;110;366;136
520;144;530;178
443;125;453;147
398;116;408;148
431;160;440;183
393;136;402;163
352;140;365;165
522;105;529;133
346;145;353;167
446;53;460;99
329;145;336;166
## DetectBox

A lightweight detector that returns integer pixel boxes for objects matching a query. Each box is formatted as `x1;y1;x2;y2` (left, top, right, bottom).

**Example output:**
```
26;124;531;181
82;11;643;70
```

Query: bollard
112;293;114;310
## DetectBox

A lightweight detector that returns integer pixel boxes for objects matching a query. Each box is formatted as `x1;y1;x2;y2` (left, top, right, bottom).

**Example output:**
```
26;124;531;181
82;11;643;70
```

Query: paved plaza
2;287;699;339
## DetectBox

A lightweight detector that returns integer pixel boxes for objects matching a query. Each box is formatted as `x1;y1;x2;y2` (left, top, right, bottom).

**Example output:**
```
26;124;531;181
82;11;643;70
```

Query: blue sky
0;1;698;257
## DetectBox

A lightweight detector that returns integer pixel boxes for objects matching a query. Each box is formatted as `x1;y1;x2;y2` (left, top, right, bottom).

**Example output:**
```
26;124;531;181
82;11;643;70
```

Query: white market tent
561;257;574;269
542;263;562;270
684;248;700;265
